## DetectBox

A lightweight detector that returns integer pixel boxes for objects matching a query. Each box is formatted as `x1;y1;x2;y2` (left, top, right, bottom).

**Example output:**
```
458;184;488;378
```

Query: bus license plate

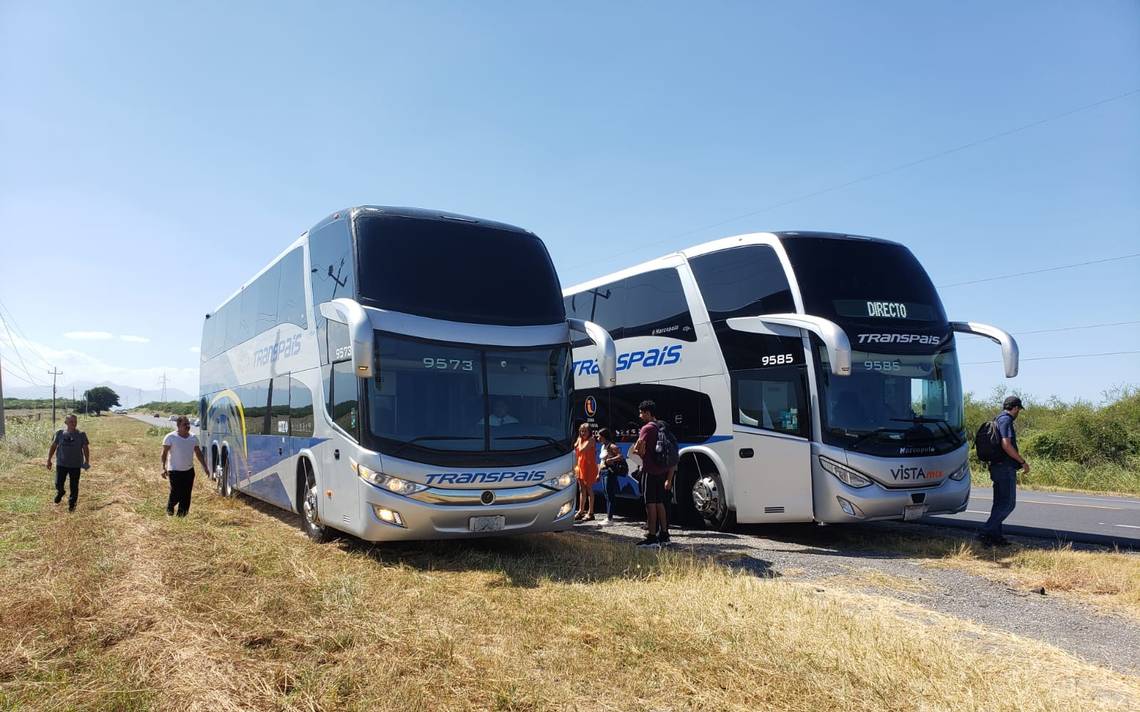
903;505;927;521
470;515;505;533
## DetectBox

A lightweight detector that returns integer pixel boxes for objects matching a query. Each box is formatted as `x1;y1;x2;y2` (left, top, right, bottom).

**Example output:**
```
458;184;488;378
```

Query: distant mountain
4;382;194;407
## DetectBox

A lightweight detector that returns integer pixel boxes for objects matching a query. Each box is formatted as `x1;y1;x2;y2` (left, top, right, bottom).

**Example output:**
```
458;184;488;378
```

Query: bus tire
672;460;704;527
298;459;331;543
216;449;234;498
691;468;733;531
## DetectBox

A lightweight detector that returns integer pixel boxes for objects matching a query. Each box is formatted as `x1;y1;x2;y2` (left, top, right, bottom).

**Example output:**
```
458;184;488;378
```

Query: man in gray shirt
46;414;90;512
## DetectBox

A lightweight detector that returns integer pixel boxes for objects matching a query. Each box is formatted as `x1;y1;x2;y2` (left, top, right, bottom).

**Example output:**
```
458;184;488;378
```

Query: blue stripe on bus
227;434;328;511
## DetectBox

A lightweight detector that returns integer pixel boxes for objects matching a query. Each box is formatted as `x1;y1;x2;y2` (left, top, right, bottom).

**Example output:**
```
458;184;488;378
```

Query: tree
82;387;121;415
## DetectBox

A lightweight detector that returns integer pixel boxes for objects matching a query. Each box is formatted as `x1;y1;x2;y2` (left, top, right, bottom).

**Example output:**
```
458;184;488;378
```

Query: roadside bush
0;418;54;466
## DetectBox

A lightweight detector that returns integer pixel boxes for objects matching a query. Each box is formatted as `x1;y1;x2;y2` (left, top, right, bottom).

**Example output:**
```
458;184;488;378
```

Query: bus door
729;365;813;522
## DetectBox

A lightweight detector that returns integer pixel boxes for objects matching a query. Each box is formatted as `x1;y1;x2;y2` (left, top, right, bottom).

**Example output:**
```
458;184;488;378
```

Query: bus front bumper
355;484;579;541
813;469;971;523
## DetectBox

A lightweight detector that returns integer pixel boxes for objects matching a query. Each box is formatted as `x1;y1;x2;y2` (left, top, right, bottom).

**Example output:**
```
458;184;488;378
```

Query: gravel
574;515;1140;675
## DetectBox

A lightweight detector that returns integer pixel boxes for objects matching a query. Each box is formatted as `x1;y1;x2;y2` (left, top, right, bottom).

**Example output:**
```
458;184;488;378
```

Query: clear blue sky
2;1;1137;404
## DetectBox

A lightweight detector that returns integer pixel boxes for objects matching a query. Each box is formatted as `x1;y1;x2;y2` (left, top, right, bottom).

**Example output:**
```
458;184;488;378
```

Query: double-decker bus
199;207;615;541
564;231;1017;529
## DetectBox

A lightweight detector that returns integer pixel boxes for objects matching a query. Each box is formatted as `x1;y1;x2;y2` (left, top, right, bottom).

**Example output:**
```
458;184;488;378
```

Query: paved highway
125;412;199;435
924;486;1140;548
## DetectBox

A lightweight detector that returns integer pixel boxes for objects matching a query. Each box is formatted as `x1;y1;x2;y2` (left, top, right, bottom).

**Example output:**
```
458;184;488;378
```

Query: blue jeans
982;462;1018;538
601;467;621;515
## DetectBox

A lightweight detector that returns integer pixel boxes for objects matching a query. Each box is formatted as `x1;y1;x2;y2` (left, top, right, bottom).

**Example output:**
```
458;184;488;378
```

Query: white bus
564;231;1018;529
199;206;615;541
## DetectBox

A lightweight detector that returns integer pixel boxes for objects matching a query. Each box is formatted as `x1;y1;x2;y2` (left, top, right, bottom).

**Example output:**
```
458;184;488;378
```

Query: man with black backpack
977;395;1029;546
632;400;678;548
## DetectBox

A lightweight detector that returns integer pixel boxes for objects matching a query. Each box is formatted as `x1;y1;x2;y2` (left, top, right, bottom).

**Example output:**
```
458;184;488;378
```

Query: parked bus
199;207;615;541
564;231;1018;529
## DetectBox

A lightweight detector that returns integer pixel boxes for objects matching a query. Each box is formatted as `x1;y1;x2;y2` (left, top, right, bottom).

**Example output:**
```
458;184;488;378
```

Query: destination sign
834;299;937;321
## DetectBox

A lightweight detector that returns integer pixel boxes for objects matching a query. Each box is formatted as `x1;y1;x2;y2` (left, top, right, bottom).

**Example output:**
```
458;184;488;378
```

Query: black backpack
974;417;1002;463
653;420;681;469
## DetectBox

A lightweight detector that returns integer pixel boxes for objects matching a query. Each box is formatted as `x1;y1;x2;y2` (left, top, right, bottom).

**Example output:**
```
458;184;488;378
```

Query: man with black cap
979;395;1028;546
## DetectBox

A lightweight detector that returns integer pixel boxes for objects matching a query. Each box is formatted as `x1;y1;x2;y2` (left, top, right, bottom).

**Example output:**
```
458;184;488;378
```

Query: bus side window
289;376;314;438
309;219;356;365
270;376;290;435
328;360;359;439
731;366;808;438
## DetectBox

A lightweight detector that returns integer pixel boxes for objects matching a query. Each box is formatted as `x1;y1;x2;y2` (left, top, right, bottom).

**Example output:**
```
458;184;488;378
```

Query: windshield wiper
832;427;908;452
388;435;482;458
889;417;965;446
493;435;565;447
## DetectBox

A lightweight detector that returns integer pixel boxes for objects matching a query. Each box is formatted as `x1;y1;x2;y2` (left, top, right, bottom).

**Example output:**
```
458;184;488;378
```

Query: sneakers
976;533;1011;547
53;493;63;504
657;533;672;547
67;502;76;512
635;535;660;548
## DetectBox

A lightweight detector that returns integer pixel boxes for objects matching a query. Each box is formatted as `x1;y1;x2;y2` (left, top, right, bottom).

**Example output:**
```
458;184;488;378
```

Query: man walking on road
161;415;209;516
46;414;90;512
632;400;674;548
980;396;1029;546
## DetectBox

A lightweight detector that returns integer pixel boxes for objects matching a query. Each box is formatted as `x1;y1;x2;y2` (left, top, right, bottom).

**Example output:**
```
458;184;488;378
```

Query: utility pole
160;372;168;403
48;367;63;427
0;353;6;439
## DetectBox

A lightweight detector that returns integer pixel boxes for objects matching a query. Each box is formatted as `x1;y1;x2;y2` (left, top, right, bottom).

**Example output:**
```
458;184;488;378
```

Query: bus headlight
544;471;576;490
819;457;873;488
351;460;428;496
948;462;970;481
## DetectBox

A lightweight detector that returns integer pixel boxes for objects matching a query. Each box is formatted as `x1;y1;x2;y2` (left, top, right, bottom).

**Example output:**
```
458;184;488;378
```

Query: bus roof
564;230;905;295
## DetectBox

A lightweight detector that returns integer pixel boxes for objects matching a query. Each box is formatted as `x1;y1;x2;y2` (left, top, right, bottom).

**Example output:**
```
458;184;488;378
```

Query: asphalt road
924;486;1140;548
125;412;199;435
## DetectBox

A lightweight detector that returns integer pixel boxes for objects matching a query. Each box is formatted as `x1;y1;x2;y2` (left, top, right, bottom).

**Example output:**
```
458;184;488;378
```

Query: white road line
970;496;1120;510
972;493;1140;508
1099;523;1140;530
965;510;990;515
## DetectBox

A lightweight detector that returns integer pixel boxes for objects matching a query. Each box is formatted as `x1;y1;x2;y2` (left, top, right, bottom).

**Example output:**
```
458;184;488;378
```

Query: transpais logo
573;344;683;377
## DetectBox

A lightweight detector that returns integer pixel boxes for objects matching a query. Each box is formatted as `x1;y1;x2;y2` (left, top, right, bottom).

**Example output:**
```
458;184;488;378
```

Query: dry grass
935;542;1140;617
1;417;1138;711
821;525;1140;621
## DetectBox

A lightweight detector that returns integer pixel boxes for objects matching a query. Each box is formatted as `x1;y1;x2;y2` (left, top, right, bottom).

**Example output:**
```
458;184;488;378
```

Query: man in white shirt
479;400;519;427
161;416;209;516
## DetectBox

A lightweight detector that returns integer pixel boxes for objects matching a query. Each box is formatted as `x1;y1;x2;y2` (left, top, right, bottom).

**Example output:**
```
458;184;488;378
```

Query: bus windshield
815;344;965;456
355;215;565;326
365;332;572;466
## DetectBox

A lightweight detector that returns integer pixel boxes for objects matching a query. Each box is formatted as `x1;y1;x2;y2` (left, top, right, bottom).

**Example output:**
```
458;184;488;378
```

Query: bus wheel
672;461;704;527
299;460;330;543
216;451;233;498
692;469;732;531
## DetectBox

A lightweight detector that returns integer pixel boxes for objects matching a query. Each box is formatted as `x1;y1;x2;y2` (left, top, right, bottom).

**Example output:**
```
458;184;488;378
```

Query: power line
1012;320;1140;336
961;350;1140;366
0;364;39;386
0;298;54;370
0;314;43;386
938;252;1140;289
562;86;1140;275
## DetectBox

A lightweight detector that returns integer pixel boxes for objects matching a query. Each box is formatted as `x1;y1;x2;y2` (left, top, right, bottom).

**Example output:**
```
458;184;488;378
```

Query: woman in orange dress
574;422;599;521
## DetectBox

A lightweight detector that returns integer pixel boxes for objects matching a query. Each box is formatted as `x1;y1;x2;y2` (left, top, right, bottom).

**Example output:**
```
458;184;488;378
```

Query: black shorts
642;472;667;504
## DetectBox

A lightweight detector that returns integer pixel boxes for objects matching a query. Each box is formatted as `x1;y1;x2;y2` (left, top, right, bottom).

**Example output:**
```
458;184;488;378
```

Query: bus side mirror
568;318;617;389
319;299;374;378
951;321;1019;378
727;313;852;376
